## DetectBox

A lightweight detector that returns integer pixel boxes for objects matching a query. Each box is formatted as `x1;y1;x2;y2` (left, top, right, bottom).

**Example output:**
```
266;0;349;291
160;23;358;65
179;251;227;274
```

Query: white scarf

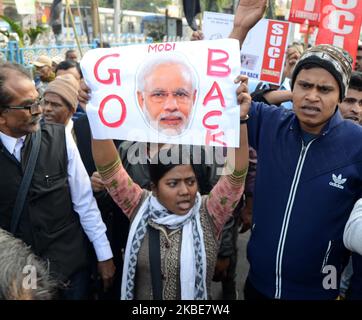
121;192;207;300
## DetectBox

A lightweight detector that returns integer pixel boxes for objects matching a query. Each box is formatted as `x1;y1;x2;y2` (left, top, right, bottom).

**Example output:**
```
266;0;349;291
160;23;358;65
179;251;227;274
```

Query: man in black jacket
0;62;115;299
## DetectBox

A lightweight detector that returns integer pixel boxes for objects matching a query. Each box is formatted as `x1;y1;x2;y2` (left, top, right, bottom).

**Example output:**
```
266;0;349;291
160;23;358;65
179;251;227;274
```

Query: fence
0;37;153;68
0;41;92;67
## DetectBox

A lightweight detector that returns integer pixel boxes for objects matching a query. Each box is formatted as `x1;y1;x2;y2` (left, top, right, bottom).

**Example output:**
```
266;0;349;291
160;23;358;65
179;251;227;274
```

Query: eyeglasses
145;89;193;104
2;98;42;114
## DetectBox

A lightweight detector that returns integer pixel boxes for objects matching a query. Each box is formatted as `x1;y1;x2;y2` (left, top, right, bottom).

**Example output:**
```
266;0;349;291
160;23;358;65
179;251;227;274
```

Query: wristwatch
240;114;249;124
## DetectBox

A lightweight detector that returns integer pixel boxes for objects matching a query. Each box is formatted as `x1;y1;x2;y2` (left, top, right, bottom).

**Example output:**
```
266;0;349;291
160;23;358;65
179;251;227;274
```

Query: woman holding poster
86;74;250;300
77;0;267;300
74;0;266;301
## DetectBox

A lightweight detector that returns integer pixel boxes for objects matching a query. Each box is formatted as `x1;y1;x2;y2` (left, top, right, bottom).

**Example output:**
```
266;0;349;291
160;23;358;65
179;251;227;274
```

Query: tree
0;16;48;47
200;0;234;12
98;0;113;8
265;0;276;19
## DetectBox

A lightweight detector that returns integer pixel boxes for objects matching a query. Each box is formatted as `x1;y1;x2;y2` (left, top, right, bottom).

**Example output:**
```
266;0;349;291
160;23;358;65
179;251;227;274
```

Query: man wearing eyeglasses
0;62;115;299
136;55;197;136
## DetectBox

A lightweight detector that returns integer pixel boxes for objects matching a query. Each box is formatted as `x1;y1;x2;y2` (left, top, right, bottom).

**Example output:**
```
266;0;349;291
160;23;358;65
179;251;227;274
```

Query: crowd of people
1;0;362;300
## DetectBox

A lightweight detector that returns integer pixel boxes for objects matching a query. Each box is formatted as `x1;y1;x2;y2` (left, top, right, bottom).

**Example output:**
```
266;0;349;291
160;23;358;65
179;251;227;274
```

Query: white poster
202;13;290;85
241;19;290;85
202;11;235;40
15;0;35;15
80;39;241;147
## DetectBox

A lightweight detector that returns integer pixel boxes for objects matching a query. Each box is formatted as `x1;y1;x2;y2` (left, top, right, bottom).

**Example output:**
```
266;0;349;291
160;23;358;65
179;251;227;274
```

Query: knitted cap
44;74;80;112
291;44;353;101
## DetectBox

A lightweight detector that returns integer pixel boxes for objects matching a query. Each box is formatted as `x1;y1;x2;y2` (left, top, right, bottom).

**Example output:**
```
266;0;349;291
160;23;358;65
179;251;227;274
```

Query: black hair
0;62;31;108
348;71;362;92
148;145;205;188
65;49;77;59
358;45;362;51
55;60;83;79
96;41;111;48
55;59;75;72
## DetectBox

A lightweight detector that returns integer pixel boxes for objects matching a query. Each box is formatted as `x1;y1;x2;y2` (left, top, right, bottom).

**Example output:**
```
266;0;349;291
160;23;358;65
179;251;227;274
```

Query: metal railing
0;36;153;67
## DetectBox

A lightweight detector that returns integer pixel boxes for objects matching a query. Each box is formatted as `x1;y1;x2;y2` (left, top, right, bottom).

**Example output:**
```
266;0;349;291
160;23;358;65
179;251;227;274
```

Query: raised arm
92;140;144;219
230;75;250;174
253;89;293;105
78;81;143;218
206;75;251;236
229;0;267;48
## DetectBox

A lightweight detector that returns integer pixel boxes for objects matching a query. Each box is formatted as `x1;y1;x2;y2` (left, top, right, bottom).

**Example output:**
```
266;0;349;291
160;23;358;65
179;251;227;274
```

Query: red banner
300;23;316;34
316;0;362;63
260;20;290;84
288;0;321;26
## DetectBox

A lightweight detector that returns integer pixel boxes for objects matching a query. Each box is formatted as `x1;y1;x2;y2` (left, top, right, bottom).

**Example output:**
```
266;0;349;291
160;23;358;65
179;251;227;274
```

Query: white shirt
0;129;113;262
0;133;26;162
66;119;74;136
344;198;362;255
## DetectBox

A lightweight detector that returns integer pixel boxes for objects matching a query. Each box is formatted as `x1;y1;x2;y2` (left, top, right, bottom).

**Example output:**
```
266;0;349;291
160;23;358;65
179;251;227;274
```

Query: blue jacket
247;101;362;299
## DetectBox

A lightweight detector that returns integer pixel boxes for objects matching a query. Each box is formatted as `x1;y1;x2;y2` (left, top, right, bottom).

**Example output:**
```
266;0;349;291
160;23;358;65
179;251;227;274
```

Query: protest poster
15;0;36;15
202;12;290;86
241;19;290;85
80;39;241;147
202;11;235;40
288;0;321;26
316;0;362;63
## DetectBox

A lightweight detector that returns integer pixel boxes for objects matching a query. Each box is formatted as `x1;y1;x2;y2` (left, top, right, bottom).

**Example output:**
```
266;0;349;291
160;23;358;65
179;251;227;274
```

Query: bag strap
149;226;163;300
11;130;41;234
254;81;264;92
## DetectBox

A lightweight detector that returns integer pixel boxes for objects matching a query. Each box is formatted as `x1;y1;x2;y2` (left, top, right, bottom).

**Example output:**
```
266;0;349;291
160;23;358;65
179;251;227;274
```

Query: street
211;231;250;300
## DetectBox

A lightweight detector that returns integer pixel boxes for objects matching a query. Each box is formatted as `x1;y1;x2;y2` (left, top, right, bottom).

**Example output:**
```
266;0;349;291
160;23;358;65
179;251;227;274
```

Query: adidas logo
329;174;347;190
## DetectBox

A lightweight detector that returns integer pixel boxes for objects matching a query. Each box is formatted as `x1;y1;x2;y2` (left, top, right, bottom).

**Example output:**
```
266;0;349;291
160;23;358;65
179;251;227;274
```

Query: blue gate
0;37;153;68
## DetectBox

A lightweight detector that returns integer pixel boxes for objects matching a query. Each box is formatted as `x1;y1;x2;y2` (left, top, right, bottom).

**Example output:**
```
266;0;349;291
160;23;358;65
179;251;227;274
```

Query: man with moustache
42;74;79;139
338;71;362;124
136;54;197;136
0;62;115;299
238;44;362;300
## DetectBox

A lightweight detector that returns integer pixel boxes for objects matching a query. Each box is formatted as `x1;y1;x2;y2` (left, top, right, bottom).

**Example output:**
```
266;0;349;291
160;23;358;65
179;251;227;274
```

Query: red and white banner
240;19;290;85
300;23;316;34
288;0;321;26
316;0;362;62
259;20;290;84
